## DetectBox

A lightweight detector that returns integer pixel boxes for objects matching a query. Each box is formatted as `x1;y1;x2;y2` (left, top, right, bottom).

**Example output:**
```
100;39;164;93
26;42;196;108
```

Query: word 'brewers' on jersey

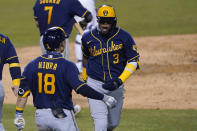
81;27;140;82
18;52;86;110
0;33;21;85
33;0;88;36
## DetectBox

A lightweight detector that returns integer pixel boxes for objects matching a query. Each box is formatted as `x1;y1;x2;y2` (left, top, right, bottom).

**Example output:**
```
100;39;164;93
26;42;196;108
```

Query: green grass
0;0;197;47
98;0;197;36
3;104;197;131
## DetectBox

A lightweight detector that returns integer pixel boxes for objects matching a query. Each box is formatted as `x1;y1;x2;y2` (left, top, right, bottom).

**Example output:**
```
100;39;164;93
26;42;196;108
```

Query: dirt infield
2;34;197;109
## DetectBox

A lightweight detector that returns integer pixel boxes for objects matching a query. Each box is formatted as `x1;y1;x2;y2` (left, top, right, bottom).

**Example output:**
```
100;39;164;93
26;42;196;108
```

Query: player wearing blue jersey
0;34;21;131
81;5;140;131
33;0;92;59
14;27;117;131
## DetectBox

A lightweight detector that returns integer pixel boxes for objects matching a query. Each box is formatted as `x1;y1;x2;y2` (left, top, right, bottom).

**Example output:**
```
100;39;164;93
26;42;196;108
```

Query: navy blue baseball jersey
18;52;102;110
82;27;140;82
0;33;21;82
33;0;88;36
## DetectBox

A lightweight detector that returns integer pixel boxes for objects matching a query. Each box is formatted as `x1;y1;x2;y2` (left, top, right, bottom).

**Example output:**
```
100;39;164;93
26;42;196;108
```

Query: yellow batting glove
82;67;88;81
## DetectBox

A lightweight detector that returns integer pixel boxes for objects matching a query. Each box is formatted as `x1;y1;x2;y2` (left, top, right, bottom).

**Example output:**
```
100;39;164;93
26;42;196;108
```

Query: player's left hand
14;113;25;130
102;78;123;91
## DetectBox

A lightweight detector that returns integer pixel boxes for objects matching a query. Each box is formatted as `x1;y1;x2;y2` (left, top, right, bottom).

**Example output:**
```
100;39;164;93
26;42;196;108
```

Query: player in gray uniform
74;0;97;73
14;27;117;131
0;33;21;131
81;5;140;131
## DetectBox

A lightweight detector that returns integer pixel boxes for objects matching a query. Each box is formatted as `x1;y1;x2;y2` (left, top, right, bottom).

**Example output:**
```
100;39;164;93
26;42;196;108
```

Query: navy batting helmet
97;5;117;27
43;27;67;51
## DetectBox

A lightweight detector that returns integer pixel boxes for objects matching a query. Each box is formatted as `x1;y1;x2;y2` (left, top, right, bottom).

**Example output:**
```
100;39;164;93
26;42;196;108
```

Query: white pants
75;33;83;73
40;36;69;59
0;81;5;131
35;108;78;131
87;77;125;131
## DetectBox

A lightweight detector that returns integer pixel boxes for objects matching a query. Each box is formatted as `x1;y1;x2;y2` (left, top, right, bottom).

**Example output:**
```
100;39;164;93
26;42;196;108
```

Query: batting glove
14;112;25;130
102;78;123;91
102;94;117;108
79;20;88;30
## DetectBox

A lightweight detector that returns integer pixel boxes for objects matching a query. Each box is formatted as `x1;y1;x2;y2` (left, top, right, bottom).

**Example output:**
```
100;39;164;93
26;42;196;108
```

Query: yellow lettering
56;0;61;4
49;62;53;69
119;44;123;49
90;42;123;57
103;48;107;53
53;64;57;70
43;62;45;69
0;37;5;44
111;42;115;50
38;62;42;69
46;62;49;69
40;0;60;5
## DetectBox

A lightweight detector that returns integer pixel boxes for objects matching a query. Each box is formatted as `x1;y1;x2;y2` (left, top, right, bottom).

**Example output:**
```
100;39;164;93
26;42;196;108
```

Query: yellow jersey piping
106;27;120;79
91;31;106;81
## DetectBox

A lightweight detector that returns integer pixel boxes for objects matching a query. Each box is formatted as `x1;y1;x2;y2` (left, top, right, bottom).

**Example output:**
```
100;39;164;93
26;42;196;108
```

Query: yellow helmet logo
103;10;108;16
97;5;116;17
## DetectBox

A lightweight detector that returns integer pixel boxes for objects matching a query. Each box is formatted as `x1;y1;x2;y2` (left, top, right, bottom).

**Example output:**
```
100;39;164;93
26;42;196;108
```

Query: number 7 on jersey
44;6;53;24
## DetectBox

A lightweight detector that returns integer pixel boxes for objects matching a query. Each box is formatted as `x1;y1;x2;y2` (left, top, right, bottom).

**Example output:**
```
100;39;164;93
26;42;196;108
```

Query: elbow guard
84;11;92;23
119;62;137;82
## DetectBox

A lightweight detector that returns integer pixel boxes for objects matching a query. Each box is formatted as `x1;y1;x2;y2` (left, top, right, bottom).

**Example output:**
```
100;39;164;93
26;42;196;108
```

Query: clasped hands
102;78;123;91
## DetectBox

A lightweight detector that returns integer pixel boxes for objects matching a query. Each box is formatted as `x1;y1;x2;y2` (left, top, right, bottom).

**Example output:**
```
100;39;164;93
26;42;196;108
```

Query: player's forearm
16;97;28;113
76;84;104;100
10;67;21;86
7;56;21;86
118;61;138;82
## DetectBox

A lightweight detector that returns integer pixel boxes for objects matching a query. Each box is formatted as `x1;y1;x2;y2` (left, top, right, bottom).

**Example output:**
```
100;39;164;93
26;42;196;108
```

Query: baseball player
33;0;93;59
74;0;97;73
14;27;117;131
81;5;140;131
0;33;21;131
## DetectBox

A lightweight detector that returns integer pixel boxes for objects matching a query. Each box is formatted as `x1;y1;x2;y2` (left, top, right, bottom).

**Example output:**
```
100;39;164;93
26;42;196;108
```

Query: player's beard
99;23;112;35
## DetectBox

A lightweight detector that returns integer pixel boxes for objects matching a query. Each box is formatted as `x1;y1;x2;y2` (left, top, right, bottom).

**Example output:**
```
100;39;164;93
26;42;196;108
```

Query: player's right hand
14;113;25;130
79;20;88;30
102;94;117;108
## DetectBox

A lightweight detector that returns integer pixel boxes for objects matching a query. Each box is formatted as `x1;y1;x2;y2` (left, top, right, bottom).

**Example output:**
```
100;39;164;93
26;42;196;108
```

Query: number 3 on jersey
44;6;53;24
38;72;55;94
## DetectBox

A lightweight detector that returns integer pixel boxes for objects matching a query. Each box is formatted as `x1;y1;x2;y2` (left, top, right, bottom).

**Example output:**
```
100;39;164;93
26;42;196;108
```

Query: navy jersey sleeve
70;0;87;17
65;62;86;90
18;64;31;98
123;32;140;62
5;37;21;85
81;34;90;58
65;62;103;100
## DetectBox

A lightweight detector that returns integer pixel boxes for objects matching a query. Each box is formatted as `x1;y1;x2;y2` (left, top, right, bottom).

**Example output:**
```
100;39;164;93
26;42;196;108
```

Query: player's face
98;21;112;35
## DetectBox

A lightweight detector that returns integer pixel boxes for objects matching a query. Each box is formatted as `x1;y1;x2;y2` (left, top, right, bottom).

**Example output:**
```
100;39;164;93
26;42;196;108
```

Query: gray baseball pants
35;108;78;131
87;77;125;131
